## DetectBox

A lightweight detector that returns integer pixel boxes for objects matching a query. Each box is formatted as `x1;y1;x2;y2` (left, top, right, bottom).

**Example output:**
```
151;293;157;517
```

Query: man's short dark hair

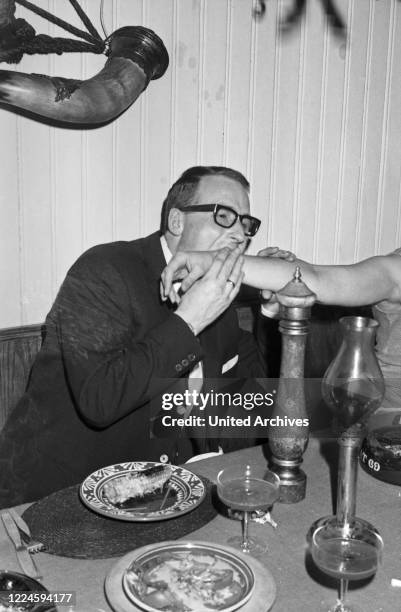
160;166;249;233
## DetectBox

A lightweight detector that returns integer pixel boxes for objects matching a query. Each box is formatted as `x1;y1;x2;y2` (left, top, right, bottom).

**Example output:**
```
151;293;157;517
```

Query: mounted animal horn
0;25;169;125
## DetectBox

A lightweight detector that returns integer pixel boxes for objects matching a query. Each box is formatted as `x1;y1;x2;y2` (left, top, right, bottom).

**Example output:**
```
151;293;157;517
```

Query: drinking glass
217;464;280;554
311;516;383;612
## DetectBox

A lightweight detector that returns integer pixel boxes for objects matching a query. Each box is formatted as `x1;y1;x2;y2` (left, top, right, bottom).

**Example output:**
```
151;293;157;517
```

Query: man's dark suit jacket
0;232;266;507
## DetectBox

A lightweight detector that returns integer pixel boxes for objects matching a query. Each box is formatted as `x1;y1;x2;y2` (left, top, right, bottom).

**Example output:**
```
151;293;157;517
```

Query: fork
8;508;46;553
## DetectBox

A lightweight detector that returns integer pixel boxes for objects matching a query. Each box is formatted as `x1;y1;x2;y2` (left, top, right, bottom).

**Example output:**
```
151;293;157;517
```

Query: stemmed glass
217;464;280;554
309;317;385;610
311;518;383;612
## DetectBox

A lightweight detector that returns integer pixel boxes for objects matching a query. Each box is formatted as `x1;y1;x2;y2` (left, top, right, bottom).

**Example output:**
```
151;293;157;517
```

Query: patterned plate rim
121;541;255;612
79;461;206;522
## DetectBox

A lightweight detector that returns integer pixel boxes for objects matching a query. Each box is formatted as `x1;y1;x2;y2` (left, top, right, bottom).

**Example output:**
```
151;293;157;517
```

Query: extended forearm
242;254;398;307
242;255;319;294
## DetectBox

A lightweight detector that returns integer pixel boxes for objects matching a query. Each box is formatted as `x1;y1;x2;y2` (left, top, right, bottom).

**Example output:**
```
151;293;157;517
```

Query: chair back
0;324;44;432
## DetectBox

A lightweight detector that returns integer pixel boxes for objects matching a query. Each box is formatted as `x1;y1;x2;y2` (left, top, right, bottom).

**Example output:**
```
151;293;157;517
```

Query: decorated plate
122;541;255;612
79;461;205;521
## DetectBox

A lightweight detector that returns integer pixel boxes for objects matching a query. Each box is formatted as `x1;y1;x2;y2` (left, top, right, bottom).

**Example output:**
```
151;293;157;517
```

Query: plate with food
122;541;254;612
79;462;206;521
105;541;276;612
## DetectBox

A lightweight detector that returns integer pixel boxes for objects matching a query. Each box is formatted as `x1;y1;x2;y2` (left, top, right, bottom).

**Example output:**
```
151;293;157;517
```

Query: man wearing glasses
0;166;272;507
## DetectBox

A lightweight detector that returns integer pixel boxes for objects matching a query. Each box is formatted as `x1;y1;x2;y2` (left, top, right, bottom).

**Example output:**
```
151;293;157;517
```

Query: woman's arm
244;253;401;306
162;249;401;307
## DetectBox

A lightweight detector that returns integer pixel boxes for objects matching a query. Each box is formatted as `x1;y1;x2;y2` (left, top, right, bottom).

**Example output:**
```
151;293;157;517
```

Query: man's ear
168;208;184;236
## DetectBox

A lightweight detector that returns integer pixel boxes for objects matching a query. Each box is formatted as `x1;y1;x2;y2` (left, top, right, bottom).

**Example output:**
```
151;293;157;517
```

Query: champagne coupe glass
311;517;383;612
217;464;280;554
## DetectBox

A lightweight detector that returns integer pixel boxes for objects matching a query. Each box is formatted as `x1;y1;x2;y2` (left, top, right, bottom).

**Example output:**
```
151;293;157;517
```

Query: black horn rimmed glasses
181;203;261;237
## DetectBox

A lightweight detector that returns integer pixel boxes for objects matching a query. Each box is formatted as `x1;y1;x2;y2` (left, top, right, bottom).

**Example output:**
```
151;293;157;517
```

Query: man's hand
161;250;215;303
174;246;244;335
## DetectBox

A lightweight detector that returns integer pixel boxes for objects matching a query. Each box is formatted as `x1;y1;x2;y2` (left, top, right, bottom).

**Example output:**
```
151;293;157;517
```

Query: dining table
0;435;400;612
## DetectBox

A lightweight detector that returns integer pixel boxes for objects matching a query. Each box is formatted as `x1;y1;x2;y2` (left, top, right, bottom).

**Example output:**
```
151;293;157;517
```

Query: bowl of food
122;541;255;612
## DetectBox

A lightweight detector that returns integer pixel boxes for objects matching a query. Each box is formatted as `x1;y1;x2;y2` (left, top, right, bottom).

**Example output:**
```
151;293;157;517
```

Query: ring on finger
226;278;235;288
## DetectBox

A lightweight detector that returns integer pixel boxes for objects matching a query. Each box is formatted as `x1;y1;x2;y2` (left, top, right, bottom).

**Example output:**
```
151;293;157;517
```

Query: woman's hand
257;246;296;311
257;246;296;262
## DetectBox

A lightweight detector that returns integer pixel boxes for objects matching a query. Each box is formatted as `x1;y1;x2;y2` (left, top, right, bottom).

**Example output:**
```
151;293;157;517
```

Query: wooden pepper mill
268;266;316;503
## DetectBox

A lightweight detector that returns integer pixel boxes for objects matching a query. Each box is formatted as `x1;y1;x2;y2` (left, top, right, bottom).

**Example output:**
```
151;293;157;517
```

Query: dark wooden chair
0;324;45;432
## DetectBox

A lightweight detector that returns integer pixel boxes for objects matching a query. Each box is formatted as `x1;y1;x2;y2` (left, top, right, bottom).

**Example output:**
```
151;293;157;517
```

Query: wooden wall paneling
2;0;401;327
357;0;391;260
0;111;20;327
115;0;146;241
382;2;401;251
167;0;178;188
221;0;233;171
295;0;326;262
248;1;278;254
354;0;374;262
112;101;144;241
17;39;52;324
245;12;258;221
84;51;114;248
201;0;228;166
195;0;206;164
50;3;87;290
335;0;369;263
52;126;86;286
173;0;201;175
223;0;252;175
313;16;346;264
83;0;115;248
289;10;307;260
269;4;303;252
265;1;283;252
142;0;174;234
67;2;112;250
331;0;357;263
15;1;91;315
376;0;401;254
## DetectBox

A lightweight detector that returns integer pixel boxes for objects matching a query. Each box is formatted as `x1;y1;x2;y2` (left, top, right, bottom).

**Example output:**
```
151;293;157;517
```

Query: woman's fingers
206;245;243;282
257;246;296;262
257;246;279;257
181;265;206;293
